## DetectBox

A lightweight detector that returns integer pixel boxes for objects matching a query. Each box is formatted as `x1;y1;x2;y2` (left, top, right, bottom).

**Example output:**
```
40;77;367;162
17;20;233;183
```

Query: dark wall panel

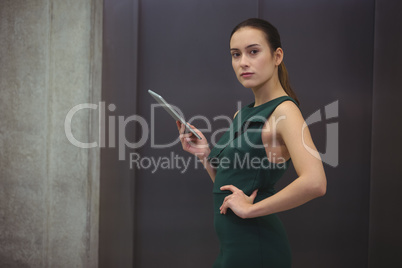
369;0;402;267
100;0;139;267
260;1;374;267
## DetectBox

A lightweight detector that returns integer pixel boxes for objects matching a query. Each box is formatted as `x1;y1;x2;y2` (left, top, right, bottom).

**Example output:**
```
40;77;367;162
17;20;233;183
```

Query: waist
213;187;275;198
213;190;274;214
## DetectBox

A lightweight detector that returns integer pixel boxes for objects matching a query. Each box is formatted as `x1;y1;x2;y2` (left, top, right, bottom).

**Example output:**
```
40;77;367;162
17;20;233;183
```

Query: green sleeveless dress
207;96;298;268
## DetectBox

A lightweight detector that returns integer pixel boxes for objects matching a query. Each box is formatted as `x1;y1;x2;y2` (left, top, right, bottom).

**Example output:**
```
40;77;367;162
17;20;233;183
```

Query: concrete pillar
0;0;102;267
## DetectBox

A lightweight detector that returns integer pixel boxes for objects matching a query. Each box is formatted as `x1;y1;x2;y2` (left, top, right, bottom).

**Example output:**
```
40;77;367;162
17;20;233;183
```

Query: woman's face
230;27;282;89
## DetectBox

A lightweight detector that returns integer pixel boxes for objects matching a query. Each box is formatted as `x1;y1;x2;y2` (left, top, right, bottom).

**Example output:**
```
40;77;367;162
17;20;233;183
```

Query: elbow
309;184;326;198
316;183;326;197
313;177;327;197
307;175;326;198
300;172;327;198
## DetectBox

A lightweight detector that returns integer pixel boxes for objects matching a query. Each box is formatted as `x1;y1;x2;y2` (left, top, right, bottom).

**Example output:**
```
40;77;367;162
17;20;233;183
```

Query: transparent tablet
148;89;202;140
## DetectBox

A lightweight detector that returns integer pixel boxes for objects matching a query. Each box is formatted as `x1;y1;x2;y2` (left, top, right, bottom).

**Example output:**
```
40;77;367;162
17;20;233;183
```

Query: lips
241;72;254;78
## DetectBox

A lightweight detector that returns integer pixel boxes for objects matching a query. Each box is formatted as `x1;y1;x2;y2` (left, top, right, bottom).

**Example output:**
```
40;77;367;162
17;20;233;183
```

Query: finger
223;195;231;203
220;203;227;214
180;132;191;137
222;201;229;214
250;189;258;201
176;120;183;132
220;185;239;193
180;122;185;133
185;135;197;144
179;132;192;140
220;199;226;212
220;207;226;214
186;132;194;140
189;124;200;134
184;125;194;136
220;196;232;214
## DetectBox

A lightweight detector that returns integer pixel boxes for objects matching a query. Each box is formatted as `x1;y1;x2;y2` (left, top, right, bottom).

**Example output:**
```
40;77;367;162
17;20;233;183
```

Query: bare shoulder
262;99;302;131
272;99;302;119
269;99;305;138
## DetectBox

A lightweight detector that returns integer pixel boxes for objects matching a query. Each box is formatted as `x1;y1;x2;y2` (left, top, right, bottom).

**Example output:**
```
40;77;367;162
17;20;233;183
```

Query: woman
176;18;326;268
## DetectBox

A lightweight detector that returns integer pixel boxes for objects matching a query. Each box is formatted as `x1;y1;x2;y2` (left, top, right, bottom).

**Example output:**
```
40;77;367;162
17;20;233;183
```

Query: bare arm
197;148;217;182
176;121;216;182
220;102;327;218
176;110;240;183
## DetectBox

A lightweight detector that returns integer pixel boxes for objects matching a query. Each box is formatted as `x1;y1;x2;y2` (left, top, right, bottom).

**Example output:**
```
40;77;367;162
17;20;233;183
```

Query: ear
274;48;284;66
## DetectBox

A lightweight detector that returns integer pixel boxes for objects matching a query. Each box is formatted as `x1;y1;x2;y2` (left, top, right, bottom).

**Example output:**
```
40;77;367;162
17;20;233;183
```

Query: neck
251;75;287;107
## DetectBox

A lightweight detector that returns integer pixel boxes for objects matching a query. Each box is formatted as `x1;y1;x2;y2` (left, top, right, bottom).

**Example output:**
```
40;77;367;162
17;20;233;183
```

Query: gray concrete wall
0;0;102;267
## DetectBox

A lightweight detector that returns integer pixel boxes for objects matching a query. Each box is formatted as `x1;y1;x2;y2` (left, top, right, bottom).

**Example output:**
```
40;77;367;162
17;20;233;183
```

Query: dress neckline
246;95;289;109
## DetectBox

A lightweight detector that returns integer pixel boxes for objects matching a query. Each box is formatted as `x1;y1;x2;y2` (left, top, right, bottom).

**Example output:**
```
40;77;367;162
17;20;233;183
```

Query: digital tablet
148;89;202;140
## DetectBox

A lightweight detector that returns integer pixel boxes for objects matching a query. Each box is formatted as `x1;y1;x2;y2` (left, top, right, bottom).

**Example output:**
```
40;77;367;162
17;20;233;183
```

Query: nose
239;55;249;68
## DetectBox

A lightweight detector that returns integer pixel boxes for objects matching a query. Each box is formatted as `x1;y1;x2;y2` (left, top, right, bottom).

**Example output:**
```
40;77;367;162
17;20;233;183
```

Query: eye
231;52;240;58
250;49;259;55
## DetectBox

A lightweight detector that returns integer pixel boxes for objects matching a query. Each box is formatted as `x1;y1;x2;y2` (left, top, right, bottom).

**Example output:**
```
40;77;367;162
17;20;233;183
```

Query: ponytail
278;62;299;106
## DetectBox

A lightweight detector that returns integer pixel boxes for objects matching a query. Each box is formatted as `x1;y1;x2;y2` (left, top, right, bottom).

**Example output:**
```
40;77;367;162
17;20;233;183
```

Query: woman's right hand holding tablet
176;120;210;160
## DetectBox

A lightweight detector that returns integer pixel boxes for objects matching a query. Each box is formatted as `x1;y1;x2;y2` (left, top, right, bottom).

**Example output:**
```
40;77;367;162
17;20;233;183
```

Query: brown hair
230;18;300;105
